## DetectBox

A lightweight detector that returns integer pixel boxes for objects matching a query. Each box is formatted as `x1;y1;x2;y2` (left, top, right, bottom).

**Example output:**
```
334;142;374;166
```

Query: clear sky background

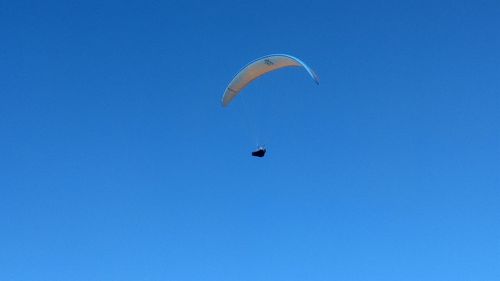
1;0;499;280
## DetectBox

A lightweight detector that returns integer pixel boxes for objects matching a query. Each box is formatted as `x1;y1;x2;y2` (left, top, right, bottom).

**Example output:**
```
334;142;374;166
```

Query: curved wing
221;54;319;107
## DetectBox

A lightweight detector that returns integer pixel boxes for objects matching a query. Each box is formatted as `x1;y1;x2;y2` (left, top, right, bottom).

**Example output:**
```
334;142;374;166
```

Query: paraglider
221;54;319;107
221;54;319;157
251;147;266;157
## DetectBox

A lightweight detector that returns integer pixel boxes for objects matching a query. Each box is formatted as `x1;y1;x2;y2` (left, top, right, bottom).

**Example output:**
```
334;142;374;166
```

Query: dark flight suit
251;148;266;157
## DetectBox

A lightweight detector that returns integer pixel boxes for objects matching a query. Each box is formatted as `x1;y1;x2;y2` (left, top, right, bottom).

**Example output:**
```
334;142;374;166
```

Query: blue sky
1;0;499;280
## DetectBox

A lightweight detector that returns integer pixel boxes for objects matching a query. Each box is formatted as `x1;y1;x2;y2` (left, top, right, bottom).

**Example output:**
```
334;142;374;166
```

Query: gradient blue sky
1;1;499;280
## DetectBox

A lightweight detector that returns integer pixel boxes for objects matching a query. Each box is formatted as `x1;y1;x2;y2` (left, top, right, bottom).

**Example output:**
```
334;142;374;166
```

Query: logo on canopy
264;59;274;66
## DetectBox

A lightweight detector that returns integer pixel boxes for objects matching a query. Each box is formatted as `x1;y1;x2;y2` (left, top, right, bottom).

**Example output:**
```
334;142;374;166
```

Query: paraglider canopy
221;54;319;107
